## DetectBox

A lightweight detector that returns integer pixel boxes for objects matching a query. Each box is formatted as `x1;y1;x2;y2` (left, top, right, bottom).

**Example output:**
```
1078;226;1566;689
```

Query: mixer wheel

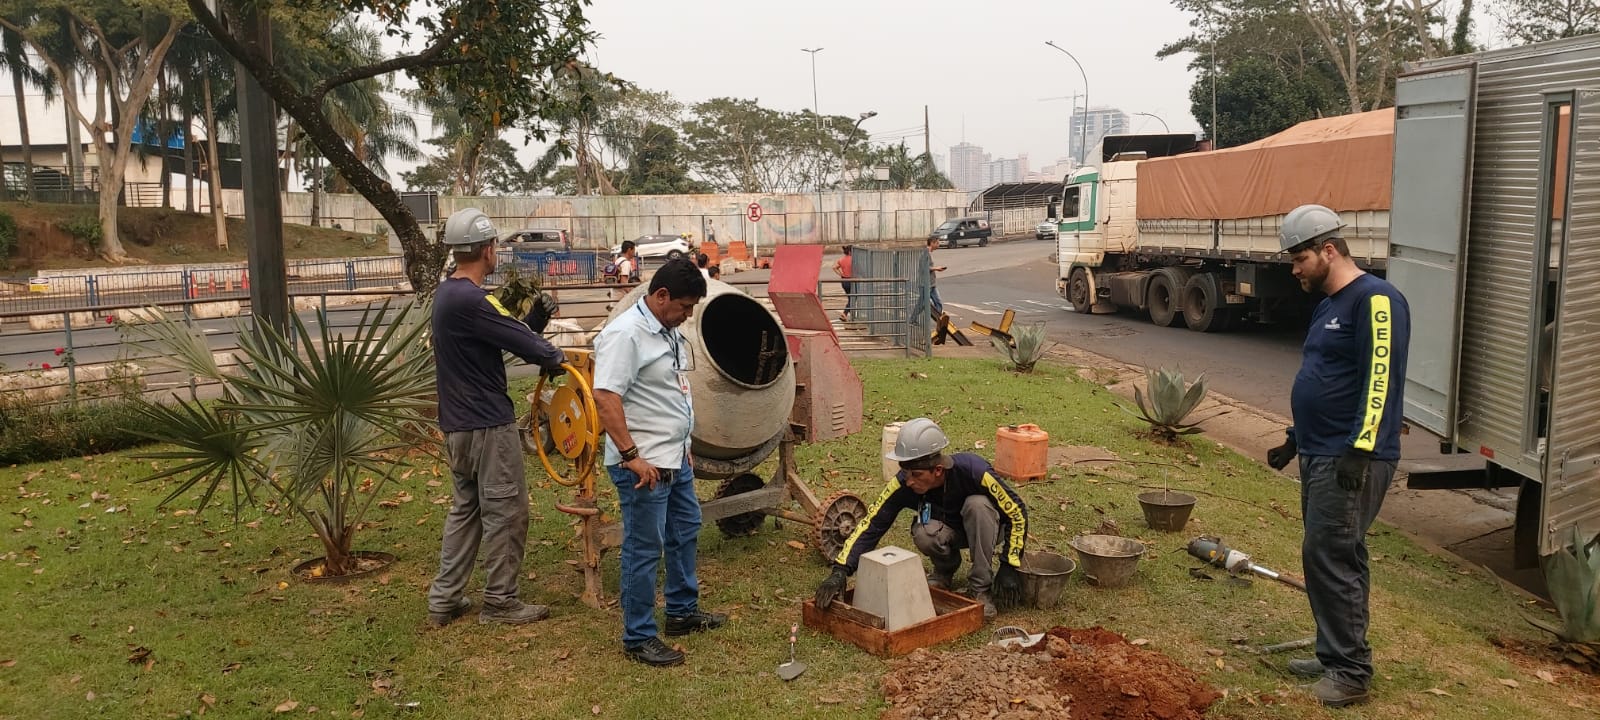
811;491;869;563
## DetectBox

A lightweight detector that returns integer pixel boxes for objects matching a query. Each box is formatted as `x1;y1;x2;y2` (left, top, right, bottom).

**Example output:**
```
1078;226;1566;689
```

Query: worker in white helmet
813;418;1030;619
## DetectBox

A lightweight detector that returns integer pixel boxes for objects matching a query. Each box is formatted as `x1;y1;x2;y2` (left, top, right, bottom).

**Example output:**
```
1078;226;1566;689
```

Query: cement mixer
526;278;868;608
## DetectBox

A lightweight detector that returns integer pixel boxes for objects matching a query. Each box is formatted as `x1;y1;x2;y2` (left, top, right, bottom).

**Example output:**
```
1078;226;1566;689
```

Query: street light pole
1133;111;1170;133
840;111;876;244
1044;41;1090;167
801;47;824;242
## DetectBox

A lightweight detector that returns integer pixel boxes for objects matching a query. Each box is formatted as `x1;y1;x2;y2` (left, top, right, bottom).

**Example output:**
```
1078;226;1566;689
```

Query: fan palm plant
125;301;437;577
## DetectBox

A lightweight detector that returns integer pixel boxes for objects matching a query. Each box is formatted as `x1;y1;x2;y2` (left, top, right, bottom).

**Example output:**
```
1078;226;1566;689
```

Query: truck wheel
1182;274;1226;332
1067;268;1094;314
1146;272;1184;327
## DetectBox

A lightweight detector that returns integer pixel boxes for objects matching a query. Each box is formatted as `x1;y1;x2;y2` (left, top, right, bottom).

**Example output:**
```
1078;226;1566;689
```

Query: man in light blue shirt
593;258;725;667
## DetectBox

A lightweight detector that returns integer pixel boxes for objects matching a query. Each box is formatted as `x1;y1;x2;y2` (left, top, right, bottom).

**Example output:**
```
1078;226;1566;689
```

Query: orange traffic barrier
188;275;199;299
699;241;720;264
727;241;749;262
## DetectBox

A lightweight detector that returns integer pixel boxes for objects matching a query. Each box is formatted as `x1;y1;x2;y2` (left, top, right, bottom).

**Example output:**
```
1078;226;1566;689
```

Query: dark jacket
832;452;1029;572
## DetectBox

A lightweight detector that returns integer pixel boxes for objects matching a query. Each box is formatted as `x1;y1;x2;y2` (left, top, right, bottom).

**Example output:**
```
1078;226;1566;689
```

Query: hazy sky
583;0;1203;167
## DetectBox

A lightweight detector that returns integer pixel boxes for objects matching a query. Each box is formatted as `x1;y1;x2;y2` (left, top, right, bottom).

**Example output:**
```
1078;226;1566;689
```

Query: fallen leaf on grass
591;705;601;715
785;540;806;551
221;662;242;675
274;700;299;713
556;649;571;661
199;693;217;708
1424;688;1452;696
1497;678;1520;688
371;678;392;695
1129;639;1149;646
126;646;152;664
1204;649;1225;656
1536;669;1556;684
1214;658;1225;669
426;479;442;488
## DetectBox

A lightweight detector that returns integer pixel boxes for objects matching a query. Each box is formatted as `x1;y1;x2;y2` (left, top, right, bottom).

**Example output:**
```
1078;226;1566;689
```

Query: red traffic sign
746;202;763;223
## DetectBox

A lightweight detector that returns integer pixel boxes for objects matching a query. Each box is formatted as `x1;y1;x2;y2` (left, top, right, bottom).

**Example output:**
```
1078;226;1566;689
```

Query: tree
616;122;706;195
0;2;183;261
1199;55;1334;146
847;143;953;191
2;14;57;198
186;0;600;295
1492;0;1600;44
1297;0;1444;112
403;136;538;195
680;98;866;193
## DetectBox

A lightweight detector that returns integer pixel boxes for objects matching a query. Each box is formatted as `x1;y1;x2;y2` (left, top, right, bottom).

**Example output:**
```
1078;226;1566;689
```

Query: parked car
613;234;693;259
1036;219;1058;241
500;228;570;254
929;217;992;248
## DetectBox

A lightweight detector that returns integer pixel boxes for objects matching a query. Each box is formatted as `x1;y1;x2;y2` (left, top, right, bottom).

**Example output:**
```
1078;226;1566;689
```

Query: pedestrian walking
833;244;856;322
1265;203;1410;708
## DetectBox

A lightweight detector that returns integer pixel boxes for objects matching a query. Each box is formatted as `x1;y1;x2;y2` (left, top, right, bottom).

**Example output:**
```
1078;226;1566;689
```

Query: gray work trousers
1299;454;1395;690
911;495;1001;592
428;423;529;612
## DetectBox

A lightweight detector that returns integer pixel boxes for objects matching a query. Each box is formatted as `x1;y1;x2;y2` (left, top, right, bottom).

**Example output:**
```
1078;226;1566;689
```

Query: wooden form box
801;586;984;657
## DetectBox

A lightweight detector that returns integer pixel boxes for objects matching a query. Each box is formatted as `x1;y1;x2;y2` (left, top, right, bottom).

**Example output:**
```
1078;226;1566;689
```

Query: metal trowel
776;624;807;681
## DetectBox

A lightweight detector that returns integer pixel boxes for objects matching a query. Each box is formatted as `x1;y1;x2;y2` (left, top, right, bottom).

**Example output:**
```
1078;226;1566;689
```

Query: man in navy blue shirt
426;208;565;628
813;418;1029;619
1266;204;1410;708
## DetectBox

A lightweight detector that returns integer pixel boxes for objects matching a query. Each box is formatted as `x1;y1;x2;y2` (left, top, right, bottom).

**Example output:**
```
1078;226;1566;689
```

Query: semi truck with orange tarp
1054;109;1394;331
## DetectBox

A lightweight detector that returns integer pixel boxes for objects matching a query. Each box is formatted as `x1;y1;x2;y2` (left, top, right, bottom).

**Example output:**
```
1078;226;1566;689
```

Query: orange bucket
994;423;1049;482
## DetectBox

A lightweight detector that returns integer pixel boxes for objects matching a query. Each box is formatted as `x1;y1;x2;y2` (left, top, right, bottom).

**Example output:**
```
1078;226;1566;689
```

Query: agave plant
124;301;437;577
992;322;1053;373
1126;368;1209;441
1542;526;1600;642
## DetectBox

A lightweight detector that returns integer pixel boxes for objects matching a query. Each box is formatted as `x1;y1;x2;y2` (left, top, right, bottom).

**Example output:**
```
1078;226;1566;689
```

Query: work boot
425;597;473;628
1304;677;1369;708
964;589;997;619
1287;657;1325;679
625;637;686;667
664;610;728;636
926;570;954;590
478;599;550;625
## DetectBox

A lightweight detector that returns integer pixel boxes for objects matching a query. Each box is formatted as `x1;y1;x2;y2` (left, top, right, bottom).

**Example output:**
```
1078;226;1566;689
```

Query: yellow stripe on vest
1354;295;1393;452
980;472;1027;568
486;294;515;319
833;479;902;566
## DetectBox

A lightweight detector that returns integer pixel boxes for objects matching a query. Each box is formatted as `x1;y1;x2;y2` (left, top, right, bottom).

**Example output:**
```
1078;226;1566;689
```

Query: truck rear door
1387;64;1477;441
1543;88;1600;553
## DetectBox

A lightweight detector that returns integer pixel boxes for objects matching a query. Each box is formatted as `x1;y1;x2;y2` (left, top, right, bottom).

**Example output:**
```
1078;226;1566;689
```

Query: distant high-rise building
1068;107;1130;166
949;142;988;191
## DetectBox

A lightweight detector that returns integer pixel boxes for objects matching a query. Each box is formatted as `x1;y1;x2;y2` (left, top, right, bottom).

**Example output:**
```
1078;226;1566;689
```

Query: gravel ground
880;626;1220;720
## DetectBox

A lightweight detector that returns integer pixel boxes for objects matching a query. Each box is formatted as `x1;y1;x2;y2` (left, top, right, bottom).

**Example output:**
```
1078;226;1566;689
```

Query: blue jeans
608;458;702;647
930;286;944;318
1299;454;1394;689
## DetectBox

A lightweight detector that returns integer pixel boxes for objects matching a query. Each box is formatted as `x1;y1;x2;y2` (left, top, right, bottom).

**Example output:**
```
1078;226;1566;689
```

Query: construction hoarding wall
220;190;969;248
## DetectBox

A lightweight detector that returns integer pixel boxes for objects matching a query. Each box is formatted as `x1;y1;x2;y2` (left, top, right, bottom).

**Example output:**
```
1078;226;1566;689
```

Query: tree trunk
202;73;228;250
10;67;32;196
310;153;322;227
281;118;295;192
63;67;85;199
159;71;172;209
183;105;195;212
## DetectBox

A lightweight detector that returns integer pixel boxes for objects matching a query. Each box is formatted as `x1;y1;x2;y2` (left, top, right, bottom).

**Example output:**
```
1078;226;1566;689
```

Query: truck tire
1146;271;1184;328
1182;274;1226;333
1067;268;1094;314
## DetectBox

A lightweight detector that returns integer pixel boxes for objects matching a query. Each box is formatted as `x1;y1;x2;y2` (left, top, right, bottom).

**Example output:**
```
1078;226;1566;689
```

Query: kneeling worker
813;418;1028;618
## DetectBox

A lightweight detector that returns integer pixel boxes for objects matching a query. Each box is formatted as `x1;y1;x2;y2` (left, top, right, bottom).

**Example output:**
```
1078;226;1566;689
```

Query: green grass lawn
1;356;1594;719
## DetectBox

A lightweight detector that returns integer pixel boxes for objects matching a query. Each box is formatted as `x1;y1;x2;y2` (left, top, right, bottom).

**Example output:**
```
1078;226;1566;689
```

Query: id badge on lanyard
670;332;691;396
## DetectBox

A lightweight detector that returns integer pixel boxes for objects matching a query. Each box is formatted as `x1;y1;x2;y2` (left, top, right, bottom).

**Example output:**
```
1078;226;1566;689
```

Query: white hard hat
1279;204;1346;252
886;418;951;463
441;208;497;249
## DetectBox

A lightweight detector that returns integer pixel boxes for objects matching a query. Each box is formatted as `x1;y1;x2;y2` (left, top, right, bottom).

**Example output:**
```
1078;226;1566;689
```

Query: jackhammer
1186;536;1307;592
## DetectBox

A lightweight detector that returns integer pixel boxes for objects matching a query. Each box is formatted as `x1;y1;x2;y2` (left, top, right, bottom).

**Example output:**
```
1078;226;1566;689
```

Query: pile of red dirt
879;626;1220;720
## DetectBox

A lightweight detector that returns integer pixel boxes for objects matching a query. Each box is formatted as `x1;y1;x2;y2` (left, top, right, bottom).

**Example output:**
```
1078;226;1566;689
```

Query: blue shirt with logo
1290;273;1411;461
431;277;565;433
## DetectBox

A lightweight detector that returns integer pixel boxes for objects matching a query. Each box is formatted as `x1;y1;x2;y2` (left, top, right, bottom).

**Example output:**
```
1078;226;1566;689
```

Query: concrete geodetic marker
853;546;937;631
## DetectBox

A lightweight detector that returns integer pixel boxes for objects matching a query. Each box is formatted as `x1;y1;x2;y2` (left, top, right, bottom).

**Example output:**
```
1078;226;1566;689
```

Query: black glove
526;292;559;334
540;363;567;379
1266;427;1298;470
1336;447;1372;491
992;563;1024;611
814;566;848;610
